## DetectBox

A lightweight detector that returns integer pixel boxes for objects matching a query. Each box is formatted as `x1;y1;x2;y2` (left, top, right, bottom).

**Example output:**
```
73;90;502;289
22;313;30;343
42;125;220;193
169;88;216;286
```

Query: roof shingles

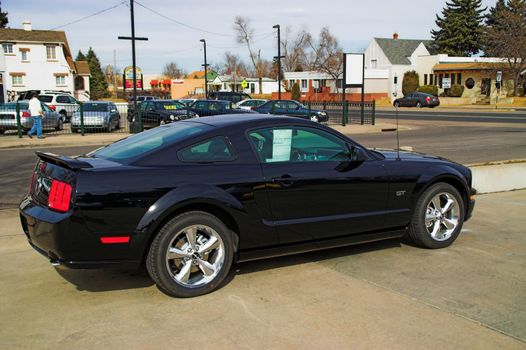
374;38;434;65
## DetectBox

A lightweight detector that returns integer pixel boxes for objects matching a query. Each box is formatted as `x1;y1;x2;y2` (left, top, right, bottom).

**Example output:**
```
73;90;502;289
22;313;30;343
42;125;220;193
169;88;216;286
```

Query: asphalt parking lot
1;190;525;349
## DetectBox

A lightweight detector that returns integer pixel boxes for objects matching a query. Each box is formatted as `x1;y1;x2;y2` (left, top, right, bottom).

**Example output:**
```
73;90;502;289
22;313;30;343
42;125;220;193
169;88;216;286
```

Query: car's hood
372;148;445;162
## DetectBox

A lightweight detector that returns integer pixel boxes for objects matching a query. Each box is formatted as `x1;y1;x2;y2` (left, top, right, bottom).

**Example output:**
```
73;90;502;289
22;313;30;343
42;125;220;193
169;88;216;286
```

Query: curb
469;160;526;194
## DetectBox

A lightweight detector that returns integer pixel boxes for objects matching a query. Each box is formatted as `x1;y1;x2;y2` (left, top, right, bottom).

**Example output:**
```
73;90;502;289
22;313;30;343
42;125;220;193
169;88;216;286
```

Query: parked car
0;100;63;134
20;114;475;298
127;100;197;128
127;95;159;114
70;101;121;133
393;92;440;108
208;91;251;103
235;99;268;111
253;100;329;123
184;100;253;117
38;93;80;122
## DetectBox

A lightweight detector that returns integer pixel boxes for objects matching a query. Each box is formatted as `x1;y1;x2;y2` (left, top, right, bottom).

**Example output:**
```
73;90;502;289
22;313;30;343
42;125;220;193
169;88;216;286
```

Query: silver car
70;101;121;132
0;100;63;134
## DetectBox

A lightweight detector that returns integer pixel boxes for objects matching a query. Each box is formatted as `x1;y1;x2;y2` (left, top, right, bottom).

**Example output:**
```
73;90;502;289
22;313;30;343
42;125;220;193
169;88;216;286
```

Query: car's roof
182;114;313;128
84;100;110;104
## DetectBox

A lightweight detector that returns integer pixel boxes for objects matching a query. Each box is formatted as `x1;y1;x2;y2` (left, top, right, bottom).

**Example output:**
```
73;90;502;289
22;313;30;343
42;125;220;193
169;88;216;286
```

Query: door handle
271;176;297;187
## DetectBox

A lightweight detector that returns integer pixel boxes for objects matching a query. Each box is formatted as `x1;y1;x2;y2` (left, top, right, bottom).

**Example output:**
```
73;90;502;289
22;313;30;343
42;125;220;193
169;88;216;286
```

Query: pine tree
0;1;8;28
85;47;108;100
76;50;86;61
486;0;507;26
431;0;486;56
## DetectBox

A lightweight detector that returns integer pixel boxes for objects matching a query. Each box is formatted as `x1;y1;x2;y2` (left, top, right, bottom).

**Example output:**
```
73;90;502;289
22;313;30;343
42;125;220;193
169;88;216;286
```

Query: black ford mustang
20;115;475;297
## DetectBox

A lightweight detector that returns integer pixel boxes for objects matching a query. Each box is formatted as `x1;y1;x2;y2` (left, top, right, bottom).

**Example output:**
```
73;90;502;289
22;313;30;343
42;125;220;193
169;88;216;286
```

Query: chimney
393;32;399;40
23;19;32;31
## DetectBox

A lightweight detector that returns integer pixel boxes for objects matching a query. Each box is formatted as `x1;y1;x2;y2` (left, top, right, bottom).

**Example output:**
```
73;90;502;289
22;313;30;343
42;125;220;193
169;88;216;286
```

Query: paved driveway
0;191;525;349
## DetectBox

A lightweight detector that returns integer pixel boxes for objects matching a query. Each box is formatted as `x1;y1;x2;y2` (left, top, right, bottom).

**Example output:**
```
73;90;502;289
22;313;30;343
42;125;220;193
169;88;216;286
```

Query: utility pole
118;0;148;132
200;39;209;98
273;24;284;100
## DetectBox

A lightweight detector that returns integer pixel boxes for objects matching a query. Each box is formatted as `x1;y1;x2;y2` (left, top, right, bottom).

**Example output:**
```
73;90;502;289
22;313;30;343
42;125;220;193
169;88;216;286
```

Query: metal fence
301;100;376;126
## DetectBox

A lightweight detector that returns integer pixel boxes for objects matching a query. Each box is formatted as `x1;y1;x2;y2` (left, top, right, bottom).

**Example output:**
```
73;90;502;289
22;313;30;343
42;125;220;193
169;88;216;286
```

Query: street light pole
273;24;284;100
200;39;209;98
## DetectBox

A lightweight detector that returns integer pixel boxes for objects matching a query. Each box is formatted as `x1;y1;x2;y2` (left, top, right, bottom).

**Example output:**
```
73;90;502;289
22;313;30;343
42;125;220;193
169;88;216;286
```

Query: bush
449;84;465;97
291;82;301;101
418;85;438;96
402;71;420;96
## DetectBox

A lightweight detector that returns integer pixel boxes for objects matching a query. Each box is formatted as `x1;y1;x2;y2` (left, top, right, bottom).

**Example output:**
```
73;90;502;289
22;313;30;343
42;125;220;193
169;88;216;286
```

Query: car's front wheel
408;183;465;249
146;211;234;297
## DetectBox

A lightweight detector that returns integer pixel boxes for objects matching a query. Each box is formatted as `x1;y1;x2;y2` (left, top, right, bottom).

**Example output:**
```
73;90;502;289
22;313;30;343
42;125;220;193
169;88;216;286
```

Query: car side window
178;136;236;162
248;126;349;163
56;95;69;103
287;101;300;110
194;101;208;110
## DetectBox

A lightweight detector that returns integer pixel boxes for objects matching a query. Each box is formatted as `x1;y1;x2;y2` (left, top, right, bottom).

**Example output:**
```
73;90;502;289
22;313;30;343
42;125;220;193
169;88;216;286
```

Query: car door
287;101;307;119
248;125;389;244
41;103;57;130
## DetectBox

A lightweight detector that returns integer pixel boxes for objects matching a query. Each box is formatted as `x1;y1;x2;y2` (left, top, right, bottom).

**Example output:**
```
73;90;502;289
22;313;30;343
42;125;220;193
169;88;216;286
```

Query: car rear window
90;122;212;164
83;103;109;112
38;96;53;103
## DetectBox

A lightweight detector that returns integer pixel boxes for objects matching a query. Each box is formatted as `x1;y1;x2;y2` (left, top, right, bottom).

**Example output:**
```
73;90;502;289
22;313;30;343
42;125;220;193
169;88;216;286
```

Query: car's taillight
49;105;56;111
22;111;31;118
426;97;431;102
48;179;72;212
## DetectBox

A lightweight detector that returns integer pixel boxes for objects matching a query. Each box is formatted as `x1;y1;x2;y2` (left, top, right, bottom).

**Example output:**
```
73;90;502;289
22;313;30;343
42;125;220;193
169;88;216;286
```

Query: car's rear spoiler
35;151;93;170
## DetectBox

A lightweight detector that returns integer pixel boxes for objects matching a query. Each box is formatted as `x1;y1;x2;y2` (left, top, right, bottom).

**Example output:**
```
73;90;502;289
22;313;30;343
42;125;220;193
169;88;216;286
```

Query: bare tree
307;27;344;84
234;16;266;92
485;0;526;96
223;51;249;76
162;62;185;79
282;27;312;72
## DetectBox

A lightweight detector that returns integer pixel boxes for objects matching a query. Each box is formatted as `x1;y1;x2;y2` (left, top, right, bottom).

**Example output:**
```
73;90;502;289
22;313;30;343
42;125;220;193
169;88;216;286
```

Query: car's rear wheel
146;211;234;298
59;111;67;123
394;101;400;108
408;183;465;249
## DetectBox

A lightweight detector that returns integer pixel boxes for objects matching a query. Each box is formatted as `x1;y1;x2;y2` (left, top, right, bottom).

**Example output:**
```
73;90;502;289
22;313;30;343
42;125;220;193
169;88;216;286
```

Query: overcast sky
5;0;497;74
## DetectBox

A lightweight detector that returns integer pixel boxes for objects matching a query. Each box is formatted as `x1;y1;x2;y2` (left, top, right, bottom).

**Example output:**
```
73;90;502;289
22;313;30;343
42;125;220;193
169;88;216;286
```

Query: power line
49;1;126;30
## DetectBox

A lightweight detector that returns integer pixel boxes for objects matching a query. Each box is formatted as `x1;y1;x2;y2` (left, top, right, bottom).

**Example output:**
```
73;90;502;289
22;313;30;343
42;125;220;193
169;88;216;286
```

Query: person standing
27;92;45;139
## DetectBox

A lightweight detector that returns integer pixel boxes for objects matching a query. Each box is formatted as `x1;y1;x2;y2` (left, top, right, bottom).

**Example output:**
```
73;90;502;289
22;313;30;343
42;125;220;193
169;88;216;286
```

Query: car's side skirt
236;228;407;263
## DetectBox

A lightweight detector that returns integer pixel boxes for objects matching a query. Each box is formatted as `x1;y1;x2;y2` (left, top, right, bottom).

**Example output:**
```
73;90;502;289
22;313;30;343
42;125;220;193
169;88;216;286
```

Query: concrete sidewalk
377;105;525;113
0;122;413;150
0;190;524;349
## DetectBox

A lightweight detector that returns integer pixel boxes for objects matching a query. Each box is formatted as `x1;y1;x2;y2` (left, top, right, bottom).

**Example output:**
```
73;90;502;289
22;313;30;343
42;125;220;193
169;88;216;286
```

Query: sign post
241;79;248;90
496;70;502;108
343;53;365;123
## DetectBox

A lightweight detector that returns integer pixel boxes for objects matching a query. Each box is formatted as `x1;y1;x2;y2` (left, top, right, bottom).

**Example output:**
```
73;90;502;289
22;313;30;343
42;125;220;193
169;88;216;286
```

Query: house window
393;76;398;84
451;73;456;85
457;73;462;85
75;76;85;90
424;74;428;85
430;74;434;86
371;59;377;69
46;45;57;60
439;74;443;88
250;83;255;94
56;76;66;86
2;43;13;54
301;79;307;89
21;50;28;61
12;75;23;86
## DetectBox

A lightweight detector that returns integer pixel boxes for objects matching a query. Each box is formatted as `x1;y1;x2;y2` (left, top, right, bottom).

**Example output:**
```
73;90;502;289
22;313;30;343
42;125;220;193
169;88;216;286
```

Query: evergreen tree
431;0;486;56
85;47;108;100
76;50;86;61
486;0;507;26
0;1;8;28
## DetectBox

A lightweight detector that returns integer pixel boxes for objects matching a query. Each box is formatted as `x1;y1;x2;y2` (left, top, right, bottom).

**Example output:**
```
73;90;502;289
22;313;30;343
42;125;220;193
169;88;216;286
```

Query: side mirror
350;147;368;162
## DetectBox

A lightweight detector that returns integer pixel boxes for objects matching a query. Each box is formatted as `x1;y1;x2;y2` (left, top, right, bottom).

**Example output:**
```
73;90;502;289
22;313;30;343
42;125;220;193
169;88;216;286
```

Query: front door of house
481;78;491;96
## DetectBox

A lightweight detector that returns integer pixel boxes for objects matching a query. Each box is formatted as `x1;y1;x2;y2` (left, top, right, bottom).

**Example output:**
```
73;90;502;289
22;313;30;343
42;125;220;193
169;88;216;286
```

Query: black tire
59;111;67;123
408;183;465;249
416;102;422;108
55;118;64;131
146;211;235;298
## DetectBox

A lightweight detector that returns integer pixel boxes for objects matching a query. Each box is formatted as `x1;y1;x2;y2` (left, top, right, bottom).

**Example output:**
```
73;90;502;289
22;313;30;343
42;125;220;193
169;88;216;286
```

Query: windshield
38;96;53;103
0;103;29;110
90;122;212;164
154;101;184;110
83;103;109;112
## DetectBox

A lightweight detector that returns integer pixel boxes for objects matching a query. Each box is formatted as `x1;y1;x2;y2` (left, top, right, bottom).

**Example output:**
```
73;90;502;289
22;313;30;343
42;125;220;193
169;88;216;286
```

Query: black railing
301;100;376;126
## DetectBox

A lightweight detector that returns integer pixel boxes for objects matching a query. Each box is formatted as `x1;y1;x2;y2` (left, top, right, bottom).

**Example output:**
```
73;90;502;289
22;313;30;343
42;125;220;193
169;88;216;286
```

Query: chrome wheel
165;225;225;288
425;192;460;241
310;115;319;123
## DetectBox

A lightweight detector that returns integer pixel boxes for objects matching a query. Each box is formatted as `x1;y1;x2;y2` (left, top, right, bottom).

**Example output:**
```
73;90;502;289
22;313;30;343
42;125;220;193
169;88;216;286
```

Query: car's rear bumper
19;196;142;269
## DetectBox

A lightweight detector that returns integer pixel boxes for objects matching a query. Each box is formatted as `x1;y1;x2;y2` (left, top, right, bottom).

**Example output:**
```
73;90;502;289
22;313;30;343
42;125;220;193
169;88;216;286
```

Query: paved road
376;108;526;124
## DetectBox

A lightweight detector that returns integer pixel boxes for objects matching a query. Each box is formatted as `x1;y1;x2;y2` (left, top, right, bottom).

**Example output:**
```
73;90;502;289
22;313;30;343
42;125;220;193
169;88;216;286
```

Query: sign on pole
343;53;366;122
241;79;248;89
496;71;502;83
442;77;451;89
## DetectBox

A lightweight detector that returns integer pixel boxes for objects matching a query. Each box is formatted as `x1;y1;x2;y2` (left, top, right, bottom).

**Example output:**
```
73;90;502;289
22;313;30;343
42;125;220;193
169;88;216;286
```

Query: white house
0;20;91;101
364;33;434;100
208;74;282;94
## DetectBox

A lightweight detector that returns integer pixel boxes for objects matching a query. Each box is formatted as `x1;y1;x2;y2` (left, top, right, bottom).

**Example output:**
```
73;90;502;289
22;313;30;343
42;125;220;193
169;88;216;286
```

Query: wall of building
170;79;205;99
364;39;391;69
3;42;73;94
